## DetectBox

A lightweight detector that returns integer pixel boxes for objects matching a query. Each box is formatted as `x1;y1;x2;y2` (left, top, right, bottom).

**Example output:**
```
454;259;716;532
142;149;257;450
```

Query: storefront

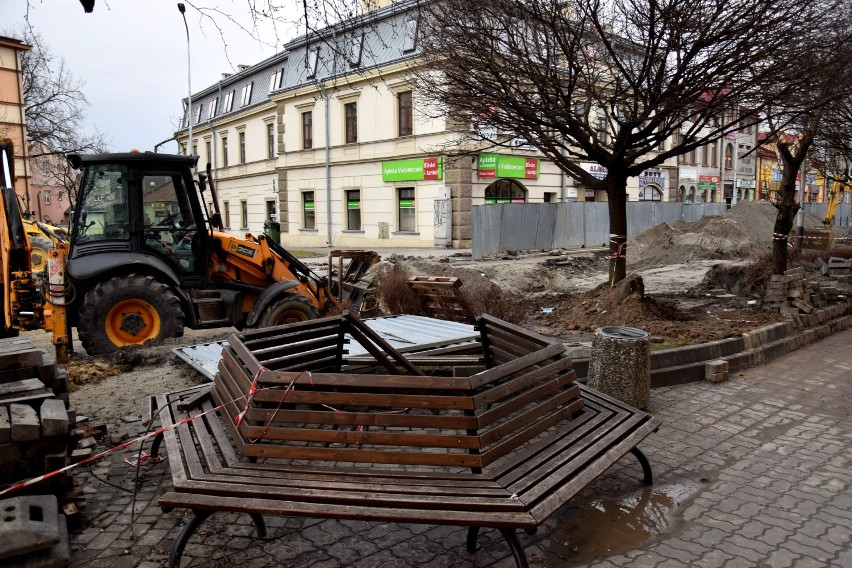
478;153;539;203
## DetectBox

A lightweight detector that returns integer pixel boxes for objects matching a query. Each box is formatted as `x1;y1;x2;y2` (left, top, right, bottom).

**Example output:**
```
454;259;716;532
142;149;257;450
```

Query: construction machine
1;145;379;358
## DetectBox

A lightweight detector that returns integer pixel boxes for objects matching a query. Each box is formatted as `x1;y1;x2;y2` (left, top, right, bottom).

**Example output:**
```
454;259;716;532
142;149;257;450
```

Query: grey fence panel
803;203;827;223
585;202;610;248
471;205;502;258
627;202;657;239
836;203;851;227
553;203;586;247
498;203;556;251
655;202;684;226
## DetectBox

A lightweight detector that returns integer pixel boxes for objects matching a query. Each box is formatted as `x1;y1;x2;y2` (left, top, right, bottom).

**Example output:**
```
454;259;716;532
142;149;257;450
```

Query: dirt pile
627;201;827;270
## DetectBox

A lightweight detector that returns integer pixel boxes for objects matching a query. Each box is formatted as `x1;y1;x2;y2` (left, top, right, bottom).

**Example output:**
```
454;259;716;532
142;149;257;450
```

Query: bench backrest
212;313;582;471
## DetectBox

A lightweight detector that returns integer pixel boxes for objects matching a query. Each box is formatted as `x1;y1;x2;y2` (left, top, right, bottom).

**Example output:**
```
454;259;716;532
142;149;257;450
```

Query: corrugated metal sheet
173;315;478;380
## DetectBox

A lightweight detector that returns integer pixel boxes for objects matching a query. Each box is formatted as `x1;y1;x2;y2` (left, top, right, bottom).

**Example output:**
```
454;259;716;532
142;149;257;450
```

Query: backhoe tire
78;274;184;355
257;294;319;328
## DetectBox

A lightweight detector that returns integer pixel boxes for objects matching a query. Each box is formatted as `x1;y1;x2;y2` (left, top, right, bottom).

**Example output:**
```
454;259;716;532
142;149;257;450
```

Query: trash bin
587;326;651;410
263;219;280;243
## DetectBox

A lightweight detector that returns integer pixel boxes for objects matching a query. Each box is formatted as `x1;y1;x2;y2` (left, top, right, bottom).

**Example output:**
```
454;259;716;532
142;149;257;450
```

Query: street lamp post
178;3;192;157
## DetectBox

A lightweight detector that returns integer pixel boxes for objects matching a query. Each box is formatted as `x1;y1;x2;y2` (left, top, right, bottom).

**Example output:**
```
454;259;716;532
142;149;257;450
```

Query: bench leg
630;447;653;485
169;510;213;568
499;528;529;568
466;526;480;552
249;513;267;538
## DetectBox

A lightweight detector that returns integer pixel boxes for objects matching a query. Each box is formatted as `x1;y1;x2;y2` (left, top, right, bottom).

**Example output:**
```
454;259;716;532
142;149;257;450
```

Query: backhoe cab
54;151;379;355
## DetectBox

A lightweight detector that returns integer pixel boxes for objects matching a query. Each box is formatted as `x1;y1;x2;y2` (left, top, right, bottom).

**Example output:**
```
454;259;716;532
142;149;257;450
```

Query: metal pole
178;3;192;158
318;81;332;246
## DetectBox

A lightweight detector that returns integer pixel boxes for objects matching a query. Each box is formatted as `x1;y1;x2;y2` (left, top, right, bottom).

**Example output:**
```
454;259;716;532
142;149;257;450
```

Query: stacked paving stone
815;256;852;283
764;266;844;314
0;494;69;567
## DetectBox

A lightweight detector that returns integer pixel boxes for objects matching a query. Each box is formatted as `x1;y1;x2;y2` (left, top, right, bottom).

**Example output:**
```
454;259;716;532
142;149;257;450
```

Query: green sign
399;199;415;208
382;157;442;182
347;201;360;209
304;201;315;210
478;154;539;179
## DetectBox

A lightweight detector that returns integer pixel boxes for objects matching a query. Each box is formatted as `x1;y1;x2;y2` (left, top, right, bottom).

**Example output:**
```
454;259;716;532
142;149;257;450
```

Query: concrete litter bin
587;326;651;410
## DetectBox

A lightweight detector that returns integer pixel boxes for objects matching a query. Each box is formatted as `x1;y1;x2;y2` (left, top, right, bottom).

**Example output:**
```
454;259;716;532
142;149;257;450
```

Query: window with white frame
345;190;361;230
44;191;51;205
207;97;218;119
239;132;246;164
302;111;313;149
223;90;235;112
194;104;203;124
344;102;357;144
222;137;229;167
240;83;253;107
240;200;248;229
223;200;231;228
398;91;413;137
397;188;415;232
269;69;283;92
303;191;315;229
267;123;275;159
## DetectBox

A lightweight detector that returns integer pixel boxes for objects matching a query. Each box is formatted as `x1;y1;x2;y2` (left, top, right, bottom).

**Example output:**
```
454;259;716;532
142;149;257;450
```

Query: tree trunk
605;175;629;285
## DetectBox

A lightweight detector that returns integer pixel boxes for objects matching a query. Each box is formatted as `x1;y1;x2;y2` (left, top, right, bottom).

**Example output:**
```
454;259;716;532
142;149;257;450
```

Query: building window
222;137;229;167
44;191;51;205
240;82;253;107
240;200;248;229
58;192;63;202
41;161;49;176
345;102;358;144
709;143;717;167
403;19;418;52
345;190;361;230
306;47;319;79
689;148;697;165
269;69;283;93
192;143;198;157
267;123;275;159
350;34;364;67
207;97;218;119
595;113;607;143
266;200;276;221
205;140;211;163
303;191;315;229
194;104;203;124
702;145;710;167
398;188;415;232
239;132;246;164
398;91;413;137
724;144;734;170
223;90;235;112
302;112;313;149
223;200;231;228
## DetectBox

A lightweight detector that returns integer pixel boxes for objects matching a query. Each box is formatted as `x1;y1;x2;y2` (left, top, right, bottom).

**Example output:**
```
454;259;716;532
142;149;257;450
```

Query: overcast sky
8;0;298;153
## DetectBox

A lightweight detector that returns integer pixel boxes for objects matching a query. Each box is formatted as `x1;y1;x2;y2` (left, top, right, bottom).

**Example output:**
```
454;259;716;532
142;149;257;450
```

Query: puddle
541;478;703;563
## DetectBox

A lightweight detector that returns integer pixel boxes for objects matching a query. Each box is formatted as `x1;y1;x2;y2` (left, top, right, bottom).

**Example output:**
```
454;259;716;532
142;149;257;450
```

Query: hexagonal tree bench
154;313;660;567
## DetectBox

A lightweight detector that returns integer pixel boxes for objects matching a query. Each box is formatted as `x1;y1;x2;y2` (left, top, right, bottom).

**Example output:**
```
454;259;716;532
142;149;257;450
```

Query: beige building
0;35;31;201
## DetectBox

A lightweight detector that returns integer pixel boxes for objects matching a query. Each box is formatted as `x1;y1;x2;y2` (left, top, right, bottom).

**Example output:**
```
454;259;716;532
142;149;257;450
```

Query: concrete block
10;404;40;442
705;371;728;384
0;495;59;559
39;400;69;438
0;379;48;398
792;298;814;313
0;407;8;443
70;448;92;463
0;443;22;465
6;512;69;568
705;359;729;374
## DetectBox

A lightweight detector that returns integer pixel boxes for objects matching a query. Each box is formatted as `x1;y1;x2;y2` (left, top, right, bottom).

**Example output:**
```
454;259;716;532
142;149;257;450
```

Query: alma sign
382;157;443;182
478;154;539;179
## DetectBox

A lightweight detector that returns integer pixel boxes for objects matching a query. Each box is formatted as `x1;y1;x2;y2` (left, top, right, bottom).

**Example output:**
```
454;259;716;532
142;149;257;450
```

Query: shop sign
737;179;755;189
399;199;415;208
478;154;539;179
698;175;720;192
678;167;697;185
381;157;443;182
640;169;665;188
580;162;607;180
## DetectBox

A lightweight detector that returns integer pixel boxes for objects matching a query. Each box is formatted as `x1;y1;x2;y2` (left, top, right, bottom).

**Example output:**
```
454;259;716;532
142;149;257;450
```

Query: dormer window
269;69;283;92
194;104;203;124
306;47;319;79
403;19;418;53
240;82;253;107
223;90;235;113
350;34;364;67
207;97;218;119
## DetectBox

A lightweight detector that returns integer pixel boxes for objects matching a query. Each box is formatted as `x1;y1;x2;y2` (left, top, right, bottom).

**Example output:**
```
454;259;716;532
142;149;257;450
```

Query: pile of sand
627;201;823;269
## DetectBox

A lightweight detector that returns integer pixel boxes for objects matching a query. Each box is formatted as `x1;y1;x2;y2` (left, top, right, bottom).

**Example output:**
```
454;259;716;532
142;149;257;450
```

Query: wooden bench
152;313;660;567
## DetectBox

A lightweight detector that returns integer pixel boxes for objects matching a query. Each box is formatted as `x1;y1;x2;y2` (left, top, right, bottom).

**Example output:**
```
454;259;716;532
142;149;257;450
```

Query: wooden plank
257;370;471;391
241;442;485;469
248;388;475;411
159;492;537;529
471;358;577;408
242;406;477;430
155;394;189;485
239;424;480;450
467;343;565;389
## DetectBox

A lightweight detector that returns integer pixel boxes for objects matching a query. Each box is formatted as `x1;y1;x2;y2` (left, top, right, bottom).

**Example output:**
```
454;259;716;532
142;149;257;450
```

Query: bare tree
15;28;109;213
763;11;852;273
413;0;836;284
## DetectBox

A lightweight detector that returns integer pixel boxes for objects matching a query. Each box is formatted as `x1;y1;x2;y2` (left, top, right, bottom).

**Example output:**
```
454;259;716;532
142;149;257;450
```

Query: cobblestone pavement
68;328;852;567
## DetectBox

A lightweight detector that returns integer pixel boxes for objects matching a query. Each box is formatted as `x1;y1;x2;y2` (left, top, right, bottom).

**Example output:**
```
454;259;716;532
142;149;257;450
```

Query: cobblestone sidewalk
68;328;852;567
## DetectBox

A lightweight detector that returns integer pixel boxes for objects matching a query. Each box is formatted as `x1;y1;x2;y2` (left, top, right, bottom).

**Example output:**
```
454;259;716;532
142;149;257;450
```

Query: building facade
175;3;763;249
0;36;31;203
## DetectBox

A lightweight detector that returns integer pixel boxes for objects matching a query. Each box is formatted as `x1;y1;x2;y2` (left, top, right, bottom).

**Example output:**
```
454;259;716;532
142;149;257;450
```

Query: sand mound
628;201;811;269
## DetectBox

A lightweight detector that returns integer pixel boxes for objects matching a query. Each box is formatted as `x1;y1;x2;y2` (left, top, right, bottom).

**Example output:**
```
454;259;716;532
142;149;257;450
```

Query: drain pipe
319;80;332;246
